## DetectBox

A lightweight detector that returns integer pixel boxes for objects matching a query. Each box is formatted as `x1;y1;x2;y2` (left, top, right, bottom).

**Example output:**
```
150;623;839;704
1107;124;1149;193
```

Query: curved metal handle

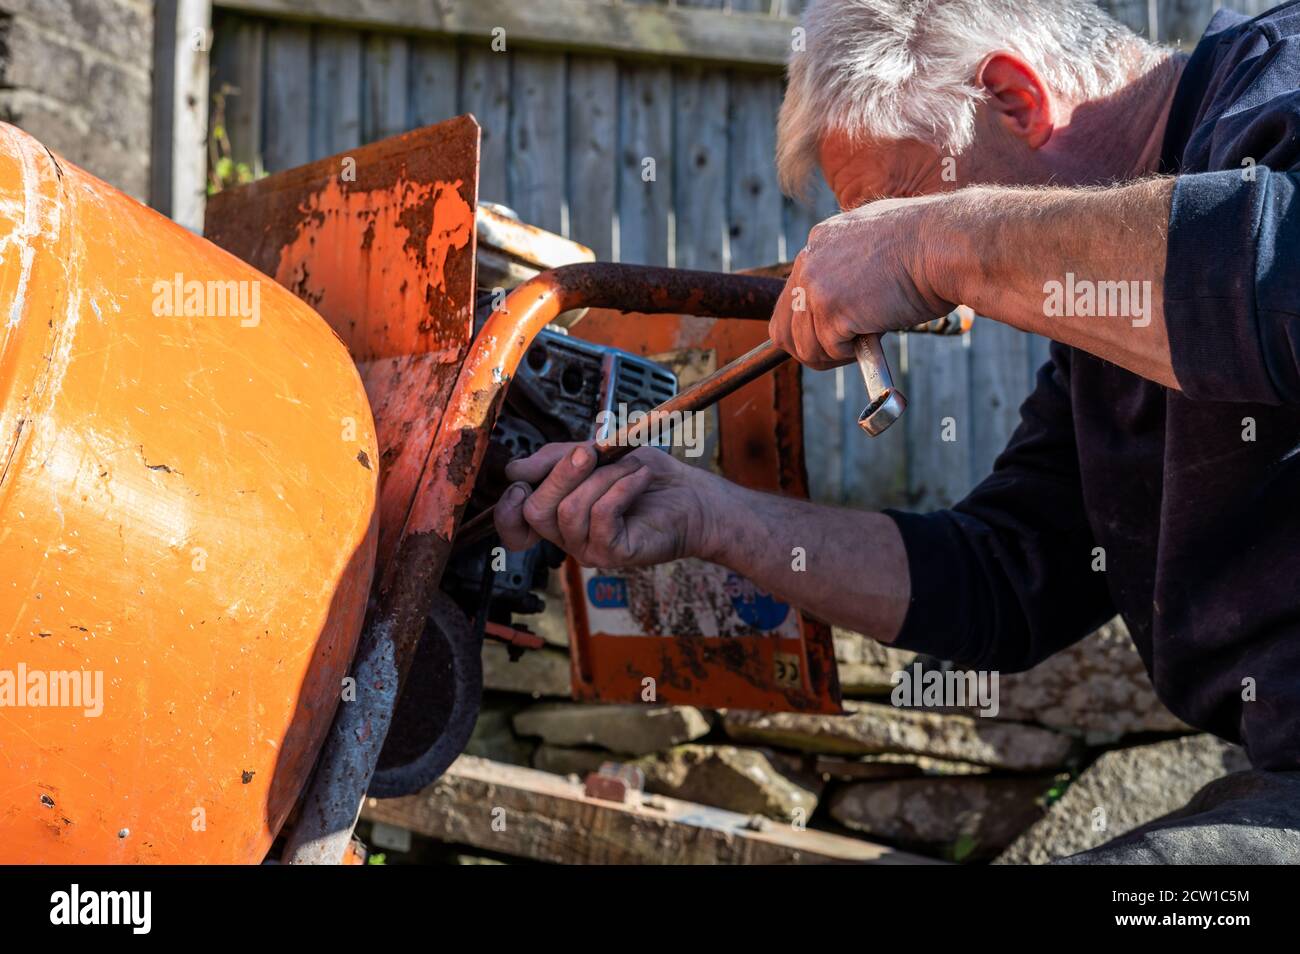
854;334;907;437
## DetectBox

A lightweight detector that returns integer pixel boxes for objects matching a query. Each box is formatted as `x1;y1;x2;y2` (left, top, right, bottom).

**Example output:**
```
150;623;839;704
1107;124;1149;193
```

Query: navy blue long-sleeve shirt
888;3;1300;770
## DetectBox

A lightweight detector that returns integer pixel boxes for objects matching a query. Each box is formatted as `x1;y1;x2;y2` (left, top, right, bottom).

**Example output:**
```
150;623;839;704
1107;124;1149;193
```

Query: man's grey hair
777;0;1163;197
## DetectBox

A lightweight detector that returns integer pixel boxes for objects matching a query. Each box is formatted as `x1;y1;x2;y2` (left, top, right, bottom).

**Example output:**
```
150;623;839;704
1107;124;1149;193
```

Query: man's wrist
913;188;984;314
691;471;752;567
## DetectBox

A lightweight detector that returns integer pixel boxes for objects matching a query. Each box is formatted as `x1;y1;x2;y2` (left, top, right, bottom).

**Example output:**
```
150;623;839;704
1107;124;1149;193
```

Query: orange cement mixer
0;123;379;863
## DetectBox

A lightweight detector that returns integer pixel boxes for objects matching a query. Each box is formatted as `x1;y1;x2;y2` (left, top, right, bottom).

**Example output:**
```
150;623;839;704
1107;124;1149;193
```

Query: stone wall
0;0;153;200
453;606;1246;865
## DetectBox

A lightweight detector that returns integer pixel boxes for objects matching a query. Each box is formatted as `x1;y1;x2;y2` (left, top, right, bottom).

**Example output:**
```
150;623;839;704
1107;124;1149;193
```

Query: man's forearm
696;475;911;642
922;178;1178;388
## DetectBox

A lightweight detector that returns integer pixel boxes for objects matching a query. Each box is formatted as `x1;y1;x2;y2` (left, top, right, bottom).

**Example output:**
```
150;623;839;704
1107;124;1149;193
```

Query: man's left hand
770;195;955;369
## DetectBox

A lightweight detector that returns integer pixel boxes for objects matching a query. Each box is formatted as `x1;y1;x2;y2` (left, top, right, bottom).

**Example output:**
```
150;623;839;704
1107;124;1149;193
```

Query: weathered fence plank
409;38;460;130
153;0;213;230
673;66;729;271
362;33;409;144
211;15;264;174
1219;0;1273;14
844;332;910;511
215;0;799;67
970;319;1032;484
508;53;567;233
263;23;311;171
566;57;619;260
787;182;842;504
1099;0;1156;37
618;64;674;265
905;334;973;510
727;74;784;269
1158;0;1213;46
459;46;510;204
310;27;362;157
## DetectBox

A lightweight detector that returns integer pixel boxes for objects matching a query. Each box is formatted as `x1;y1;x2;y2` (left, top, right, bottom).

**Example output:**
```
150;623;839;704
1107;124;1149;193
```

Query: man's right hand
495;439;912;643
493;442;722;568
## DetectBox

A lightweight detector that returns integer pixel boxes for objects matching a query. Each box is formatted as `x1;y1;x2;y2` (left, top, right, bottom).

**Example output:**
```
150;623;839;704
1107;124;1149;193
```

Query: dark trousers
1055;770;1300;864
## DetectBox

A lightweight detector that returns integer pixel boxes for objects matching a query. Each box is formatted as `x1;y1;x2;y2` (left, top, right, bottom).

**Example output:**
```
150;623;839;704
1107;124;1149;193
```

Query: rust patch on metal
396;180;474;289
204;115;481;362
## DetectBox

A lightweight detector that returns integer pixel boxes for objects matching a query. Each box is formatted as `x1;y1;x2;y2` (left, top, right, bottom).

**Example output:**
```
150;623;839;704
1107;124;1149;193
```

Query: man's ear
976;52;1054;149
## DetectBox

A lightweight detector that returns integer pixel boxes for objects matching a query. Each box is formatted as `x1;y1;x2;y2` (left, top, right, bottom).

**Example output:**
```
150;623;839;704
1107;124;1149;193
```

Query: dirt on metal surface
206;116;479;361
566;266;842;714
206;117;481;582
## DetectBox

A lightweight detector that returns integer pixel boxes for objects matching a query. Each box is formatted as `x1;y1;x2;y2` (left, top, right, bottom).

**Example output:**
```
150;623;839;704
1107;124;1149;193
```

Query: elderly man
496;0;1300;862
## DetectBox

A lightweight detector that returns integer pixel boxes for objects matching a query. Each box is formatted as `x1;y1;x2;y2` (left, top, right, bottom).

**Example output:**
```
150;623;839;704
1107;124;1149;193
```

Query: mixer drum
0;123;378;862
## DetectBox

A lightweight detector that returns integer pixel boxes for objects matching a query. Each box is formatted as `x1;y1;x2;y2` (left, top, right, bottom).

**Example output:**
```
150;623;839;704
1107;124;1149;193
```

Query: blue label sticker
587;576;629;609
724;573;790;631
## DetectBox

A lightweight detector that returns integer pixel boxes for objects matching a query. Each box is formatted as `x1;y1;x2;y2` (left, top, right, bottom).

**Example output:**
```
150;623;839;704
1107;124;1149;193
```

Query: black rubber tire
367;592;483;798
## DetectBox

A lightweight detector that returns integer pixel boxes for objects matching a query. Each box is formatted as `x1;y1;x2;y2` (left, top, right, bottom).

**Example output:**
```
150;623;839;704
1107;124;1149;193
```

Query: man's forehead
817;132;939;194
820;131;936;168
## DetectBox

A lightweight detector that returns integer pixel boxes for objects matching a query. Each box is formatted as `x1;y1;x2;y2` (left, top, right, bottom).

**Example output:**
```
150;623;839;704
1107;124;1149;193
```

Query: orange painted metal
564;282;842;714
205;119;483;863
205;117;480;582
0;123;379;862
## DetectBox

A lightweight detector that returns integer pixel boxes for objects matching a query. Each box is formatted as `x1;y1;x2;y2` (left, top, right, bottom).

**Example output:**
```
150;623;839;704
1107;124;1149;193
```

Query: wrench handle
854;334;907;437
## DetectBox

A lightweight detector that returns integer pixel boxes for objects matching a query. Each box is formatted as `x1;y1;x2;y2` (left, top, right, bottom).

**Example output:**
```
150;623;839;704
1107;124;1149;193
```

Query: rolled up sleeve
1166;168;1300;405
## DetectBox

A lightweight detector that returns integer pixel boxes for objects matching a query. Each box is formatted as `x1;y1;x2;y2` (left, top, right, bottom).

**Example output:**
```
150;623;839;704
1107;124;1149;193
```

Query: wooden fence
206;0;1274;511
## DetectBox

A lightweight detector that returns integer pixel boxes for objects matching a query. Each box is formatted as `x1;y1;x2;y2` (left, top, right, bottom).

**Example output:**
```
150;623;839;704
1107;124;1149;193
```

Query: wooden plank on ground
263;22;312;171
459;46;510;205
215;0;797;68
361;756;937;864
310;26;362;159
363;33;410;143
507;52;566;234
566;57;619;260
618;64;674;265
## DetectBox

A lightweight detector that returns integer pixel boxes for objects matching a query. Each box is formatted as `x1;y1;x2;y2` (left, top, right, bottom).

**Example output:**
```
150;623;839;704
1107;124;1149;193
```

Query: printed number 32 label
774;653;801;687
